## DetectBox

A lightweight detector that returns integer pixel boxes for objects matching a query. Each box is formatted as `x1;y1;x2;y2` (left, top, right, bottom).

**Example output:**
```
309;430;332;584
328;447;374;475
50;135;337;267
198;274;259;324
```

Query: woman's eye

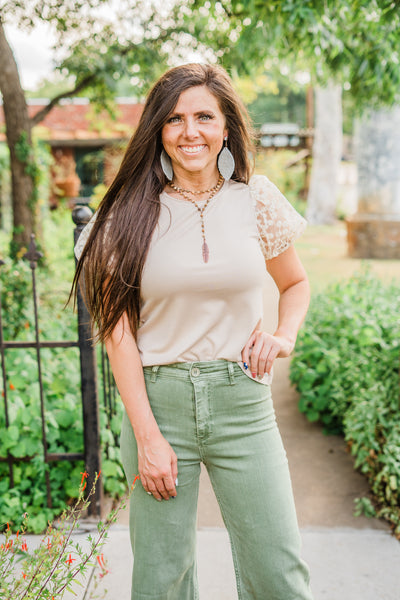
167;116;181;123
199;113;214;121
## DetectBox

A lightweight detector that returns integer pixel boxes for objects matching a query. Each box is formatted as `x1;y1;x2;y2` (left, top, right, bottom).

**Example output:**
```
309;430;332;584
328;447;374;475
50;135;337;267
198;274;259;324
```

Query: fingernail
243;362;248;370
251;372;256;378
171;495;176;500
175;478;179;486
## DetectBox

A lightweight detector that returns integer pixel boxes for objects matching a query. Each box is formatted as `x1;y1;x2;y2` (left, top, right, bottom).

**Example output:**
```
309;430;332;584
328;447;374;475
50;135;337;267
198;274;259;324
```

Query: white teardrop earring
217;136;235;180
160;149;173;181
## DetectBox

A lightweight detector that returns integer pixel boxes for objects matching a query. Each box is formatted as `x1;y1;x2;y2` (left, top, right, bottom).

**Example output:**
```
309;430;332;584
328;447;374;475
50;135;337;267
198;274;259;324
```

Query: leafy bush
0;247;125;533
0;259;33;339
290;270;400;535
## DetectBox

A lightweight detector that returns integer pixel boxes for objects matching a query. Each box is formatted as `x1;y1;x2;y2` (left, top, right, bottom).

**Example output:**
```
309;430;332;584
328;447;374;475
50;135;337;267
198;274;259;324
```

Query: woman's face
161;85;228;182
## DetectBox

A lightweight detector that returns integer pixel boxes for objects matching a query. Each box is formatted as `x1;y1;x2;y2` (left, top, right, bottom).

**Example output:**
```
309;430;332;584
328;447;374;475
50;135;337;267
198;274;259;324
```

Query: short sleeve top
75;174;306;383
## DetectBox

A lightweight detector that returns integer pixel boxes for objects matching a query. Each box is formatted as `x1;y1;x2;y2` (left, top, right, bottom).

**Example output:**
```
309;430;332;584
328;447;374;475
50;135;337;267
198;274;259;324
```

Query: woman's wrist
133;418;162;445
273;327;296;345
273;329;297;356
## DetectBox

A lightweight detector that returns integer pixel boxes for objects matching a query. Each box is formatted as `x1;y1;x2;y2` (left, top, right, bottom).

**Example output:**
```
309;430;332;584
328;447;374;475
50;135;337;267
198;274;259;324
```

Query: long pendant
202;241;210;263
169;175;223;264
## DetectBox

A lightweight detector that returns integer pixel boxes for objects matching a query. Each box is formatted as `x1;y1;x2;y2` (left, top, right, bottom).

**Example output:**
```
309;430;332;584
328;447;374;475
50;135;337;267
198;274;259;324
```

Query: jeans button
192;367;200;377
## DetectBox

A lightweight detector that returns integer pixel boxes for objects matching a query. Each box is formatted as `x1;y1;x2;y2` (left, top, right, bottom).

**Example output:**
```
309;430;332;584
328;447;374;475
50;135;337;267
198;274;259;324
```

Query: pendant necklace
169;175;224;263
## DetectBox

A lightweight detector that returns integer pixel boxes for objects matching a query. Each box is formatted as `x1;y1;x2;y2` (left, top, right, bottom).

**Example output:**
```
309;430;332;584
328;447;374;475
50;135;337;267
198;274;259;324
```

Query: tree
306;82;342;224
0;0;219;255
0;20;36;255
192;0;400;223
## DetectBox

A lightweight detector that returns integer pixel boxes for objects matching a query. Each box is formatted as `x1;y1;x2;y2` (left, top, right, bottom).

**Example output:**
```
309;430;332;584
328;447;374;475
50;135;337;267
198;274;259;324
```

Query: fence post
72;206;103;517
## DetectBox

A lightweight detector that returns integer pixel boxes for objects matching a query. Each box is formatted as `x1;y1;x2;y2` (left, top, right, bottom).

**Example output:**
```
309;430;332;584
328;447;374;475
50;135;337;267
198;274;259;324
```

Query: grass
295;222;400;293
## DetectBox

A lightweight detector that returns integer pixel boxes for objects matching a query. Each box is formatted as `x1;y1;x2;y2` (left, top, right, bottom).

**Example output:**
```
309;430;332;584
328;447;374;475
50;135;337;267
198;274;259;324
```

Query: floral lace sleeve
249;174;307;260
74;211;97;260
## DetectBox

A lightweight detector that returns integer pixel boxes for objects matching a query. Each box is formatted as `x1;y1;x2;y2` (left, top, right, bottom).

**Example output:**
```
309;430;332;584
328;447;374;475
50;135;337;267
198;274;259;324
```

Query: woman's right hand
137;430;178;501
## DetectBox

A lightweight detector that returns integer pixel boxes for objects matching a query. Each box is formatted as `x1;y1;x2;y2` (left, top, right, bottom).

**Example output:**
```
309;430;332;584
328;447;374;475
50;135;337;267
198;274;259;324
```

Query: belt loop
227;362;236;385
150;365;160;382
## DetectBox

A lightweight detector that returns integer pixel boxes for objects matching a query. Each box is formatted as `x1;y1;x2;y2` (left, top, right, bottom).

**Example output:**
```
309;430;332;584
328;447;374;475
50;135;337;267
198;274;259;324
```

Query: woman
73;63;313;600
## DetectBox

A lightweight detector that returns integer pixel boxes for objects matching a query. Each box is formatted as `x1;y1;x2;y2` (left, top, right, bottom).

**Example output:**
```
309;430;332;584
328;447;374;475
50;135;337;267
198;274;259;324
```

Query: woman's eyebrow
168;110;215;117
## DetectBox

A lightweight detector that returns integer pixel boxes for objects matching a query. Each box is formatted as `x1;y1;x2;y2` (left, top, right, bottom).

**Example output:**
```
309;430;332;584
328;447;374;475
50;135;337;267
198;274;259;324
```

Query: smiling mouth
179;144;207;155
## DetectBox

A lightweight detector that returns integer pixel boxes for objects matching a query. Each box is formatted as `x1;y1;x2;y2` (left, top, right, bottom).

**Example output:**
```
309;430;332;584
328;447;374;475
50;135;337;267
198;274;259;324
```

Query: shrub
0;253;125;533
290;270;400;535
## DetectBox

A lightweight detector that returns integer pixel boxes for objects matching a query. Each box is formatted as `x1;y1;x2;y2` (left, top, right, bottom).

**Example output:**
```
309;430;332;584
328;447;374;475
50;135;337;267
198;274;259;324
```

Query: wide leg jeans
120;360;313;600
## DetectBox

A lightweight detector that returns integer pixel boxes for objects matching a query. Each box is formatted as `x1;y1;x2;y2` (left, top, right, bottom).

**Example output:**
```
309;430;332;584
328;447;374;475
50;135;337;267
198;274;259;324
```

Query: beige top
75;175;306;383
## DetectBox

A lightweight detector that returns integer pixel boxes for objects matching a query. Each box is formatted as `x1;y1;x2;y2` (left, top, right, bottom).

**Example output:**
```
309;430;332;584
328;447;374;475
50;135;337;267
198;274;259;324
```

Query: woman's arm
242;245;310;379
105;313;177;500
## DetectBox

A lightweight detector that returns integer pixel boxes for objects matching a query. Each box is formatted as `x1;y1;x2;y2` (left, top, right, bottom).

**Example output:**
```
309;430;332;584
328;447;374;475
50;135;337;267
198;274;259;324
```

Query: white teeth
180;145;205;153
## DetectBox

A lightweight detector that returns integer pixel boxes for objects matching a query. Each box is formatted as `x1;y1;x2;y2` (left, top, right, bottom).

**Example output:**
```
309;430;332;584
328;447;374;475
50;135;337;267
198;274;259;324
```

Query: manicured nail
243;362;248;370
251;372;256;378
175;478;179;486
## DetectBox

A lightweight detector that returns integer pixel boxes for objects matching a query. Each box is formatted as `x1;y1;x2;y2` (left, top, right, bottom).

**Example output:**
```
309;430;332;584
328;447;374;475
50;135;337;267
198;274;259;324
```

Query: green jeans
120;360;313;600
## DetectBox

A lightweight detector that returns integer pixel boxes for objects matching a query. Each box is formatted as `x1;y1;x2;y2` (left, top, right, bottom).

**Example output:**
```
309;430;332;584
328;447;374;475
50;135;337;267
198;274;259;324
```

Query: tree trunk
0;20;36;256
306;83;343;224
346;107;400;258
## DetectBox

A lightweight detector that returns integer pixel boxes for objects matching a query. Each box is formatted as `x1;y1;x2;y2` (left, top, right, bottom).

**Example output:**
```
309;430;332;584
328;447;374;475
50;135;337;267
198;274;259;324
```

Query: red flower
22;572;27;579
97;553;110;577
80;471;89;491
21;540;28;552
47;538;52;550
131;474;140;490
65;554;76;565
9;383;15;390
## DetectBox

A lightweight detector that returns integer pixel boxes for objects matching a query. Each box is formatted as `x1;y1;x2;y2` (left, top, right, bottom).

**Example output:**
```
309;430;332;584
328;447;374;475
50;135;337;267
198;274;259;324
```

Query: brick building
0;98;143;207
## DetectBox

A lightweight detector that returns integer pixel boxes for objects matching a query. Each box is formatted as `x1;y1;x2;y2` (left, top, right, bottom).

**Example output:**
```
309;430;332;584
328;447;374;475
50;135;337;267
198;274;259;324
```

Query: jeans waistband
143;360;240;384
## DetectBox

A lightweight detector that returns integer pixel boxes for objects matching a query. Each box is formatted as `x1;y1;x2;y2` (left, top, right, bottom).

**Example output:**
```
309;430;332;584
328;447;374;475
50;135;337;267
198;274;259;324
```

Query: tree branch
29;73;97;125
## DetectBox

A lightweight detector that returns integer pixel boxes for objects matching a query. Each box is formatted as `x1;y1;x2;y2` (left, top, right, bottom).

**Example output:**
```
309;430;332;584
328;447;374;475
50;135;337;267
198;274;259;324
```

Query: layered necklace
168;174;224;263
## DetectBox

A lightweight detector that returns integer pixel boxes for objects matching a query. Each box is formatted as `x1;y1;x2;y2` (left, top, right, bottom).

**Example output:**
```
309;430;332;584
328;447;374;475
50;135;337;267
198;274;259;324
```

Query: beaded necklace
168;175;224;263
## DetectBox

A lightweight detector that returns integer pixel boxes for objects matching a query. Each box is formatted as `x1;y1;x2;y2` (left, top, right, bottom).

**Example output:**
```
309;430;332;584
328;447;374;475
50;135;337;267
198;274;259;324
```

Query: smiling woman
71;63;313;600
161;86;227;188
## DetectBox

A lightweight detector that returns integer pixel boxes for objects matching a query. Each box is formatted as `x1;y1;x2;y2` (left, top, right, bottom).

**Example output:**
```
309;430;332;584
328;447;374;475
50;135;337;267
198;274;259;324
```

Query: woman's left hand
241;329;295;380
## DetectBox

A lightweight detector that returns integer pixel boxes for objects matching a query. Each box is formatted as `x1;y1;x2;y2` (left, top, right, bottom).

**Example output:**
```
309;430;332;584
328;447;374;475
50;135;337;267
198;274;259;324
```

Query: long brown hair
71;63;255;341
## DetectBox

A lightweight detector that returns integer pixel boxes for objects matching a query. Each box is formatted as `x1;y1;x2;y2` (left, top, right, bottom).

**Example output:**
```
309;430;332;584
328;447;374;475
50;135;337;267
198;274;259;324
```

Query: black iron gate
0;206;109;517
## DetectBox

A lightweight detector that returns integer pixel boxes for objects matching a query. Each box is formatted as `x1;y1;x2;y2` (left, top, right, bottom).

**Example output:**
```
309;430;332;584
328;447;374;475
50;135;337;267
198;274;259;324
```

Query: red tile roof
0;99;143;143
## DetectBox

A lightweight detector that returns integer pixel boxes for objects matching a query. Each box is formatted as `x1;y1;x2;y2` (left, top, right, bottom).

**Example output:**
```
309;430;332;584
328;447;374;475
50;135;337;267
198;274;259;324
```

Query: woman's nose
183;118;199;138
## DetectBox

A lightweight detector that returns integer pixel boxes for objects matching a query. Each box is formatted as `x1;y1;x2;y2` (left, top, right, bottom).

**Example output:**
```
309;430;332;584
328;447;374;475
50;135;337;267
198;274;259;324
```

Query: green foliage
0;344;125;533
14;132;40;212
255;150;307;215
196;0;400;109
0;210;126;533
0;259;32;338
290;270;400;534
246;74;307;128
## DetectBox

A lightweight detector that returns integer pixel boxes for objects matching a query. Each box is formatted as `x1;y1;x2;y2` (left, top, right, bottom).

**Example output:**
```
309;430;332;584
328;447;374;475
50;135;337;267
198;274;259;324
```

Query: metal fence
0;206;112;517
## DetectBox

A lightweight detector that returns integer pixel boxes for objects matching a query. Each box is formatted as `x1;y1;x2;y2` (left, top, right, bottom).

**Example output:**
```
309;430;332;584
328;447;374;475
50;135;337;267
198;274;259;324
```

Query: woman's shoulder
227;174;278;206
248;174;280;207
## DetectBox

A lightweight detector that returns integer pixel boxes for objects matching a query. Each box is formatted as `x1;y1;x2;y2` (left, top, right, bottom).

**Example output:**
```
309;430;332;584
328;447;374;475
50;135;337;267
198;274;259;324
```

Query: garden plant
0;472;139;599
0;206;126;534
290;269;400;536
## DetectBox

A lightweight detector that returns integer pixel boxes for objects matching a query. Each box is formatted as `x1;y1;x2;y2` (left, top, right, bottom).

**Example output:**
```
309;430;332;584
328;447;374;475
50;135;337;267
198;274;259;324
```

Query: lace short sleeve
249;174;307;260
74;212;98;260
